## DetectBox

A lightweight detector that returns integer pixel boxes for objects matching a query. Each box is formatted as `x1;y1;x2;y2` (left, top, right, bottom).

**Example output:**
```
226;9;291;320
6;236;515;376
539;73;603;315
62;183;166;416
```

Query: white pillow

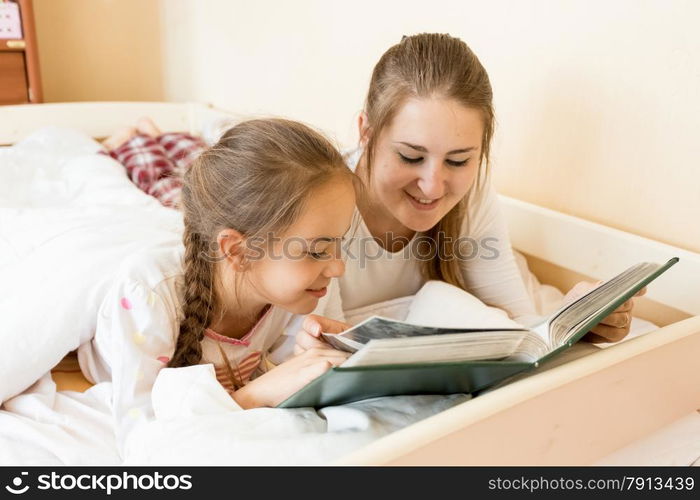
406;280;522;329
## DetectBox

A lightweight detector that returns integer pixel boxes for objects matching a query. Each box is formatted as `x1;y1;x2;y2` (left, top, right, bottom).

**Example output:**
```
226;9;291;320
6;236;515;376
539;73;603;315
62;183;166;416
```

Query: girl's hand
231;347;349;409
294;314;352;355
563;281;647;344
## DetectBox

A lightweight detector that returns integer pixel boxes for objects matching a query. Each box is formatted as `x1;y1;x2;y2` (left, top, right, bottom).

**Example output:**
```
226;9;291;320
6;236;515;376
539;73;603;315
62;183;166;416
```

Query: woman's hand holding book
563;282;648;344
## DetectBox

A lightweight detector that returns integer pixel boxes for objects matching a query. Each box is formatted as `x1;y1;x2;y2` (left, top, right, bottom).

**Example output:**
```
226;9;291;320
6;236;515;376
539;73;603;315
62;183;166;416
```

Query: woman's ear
217;229;248;271
358;111;371;148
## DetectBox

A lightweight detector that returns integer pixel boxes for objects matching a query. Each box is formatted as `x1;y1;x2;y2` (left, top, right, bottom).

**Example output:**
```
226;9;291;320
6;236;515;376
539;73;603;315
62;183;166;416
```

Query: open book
278;258;678;408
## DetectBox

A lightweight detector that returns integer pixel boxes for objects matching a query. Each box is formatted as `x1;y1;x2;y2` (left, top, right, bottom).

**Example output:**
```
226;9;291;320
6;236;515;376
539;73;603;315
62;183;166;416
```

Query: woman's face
362;97;484;233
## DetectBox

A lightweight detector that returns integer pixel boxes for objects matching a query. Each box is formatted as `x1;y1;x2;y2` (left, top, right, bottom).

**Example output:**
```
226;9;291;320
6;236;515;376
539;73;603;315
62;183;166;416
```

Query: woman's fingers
563;281;594;304
563;280;609;306
600;310;631;329
588;323;630;343
583;287;644;345
612;299;633;313
582;331;613;344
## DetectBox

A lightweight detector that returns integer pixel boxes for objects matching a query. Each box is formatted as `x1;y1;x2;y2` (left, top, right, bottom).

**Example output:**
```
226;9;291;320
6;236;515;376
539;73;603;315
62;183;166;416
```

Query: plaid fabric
105;133;206;208
158;132;207;172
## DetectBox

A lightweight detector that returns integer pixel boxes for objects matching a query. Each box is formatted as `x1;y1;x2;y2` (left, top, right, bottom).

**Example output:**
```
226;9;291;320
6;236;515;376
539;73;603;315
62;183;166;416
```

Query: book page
322;315;548;366
322;316;501;353
548;260;676;348
324;280;525;354
341;329;545;367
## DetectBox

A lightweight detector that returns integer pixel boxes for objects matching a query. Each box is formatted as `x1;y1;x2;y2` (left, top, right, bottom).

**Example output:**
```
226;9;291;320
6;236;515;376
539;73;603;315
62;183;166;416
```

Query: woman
299;33;641;345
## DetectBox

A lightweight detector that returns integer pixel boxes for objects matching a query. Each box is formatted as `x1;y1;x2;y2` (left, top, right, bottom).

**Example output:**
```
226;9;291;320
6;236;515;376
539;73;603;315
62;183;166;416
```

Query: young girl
298;33;643;348
78;118;357;450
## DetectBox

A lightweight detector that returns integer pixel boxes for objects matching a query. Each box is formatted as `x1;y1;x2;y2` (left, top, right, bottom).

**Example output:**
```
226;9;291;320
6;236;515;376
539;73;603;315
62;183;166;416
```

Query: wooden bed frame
2;101;699;465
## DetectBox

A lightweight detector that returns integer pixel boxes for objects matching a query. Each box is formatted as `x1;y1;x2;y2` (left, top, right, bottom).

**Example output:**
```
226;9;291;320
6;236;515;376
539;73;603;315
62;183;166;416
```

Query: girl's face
362;97;484;234
244;175;356;314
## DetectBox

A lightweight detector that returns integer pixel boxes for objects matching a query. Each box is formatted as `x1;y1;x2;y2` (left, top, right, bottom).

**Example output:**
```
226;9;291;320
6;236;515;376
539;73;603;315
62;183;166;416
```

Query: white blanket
0;127;180;464
0;376;119;465
124;364;468;465
0;369;467;466
0;127;183;403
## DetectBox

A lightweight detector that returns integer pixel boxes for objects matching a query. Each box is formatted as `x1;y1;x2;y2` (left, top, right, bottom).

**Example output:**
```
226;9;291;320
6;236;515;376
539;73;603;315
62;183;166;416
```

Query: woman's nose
416;163;446;199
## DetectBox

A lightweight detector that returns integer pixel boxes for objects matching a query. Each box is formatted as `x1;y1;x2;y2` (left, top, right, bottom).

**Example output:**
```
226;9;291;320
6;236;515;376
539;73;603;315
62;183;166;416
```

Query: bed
1;101;699;465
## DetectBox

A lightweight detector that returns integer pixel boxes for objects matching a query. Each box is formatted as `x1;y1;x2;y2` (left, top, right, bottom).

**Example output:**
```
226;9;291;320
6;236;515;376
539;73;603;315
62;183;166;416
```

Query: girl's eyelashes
306;237;344;260
307;251;331;260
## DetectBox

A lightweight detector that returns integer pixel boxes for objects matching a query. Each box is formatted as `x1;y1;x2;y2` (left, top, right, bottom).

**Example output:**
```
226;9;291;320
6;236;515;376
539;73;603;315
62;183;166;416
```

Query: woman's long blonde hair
362;33;495;290
168;119;354;372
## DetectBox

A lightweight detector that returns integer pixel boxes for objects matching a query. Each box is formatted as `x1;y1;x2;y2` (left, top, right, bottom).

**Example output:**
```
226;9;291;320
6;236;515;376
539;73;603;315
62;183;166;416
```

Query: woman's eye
446;158;470;167
398;153;423;164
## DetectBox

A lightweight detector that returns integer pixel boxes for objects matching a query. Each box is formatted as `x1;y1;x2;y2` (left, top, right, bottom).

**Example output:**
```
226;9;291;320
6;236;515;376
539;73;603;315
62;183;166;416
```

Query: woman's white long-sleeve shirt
337;149;537;323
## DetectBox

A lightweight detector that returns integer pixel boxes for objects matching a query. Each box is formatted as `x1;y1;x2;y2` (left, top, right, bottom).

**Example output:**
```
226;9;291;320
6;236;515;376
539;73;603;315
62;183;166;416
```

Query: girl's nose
323;256;345;278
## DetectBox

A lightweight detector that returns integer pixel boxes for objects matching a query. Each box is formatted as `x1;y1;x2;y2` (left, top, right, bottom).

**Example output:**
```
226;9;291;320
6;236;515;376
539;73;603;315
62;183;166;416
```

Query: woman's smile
404;190;442;211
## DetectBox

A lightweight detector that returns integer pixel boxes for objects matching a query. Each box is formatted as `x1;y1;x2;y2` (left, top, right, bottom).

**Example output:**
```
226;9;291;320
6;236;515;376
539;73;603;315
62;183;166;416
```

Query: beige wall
33;0;700;253
34;0;165;101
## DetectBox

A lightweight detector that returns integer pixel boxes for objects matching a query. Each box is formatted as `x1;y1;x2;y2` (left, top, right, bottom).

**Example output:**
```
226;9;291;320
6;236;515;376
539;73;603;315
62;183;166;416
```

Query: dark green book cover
278;258;678;409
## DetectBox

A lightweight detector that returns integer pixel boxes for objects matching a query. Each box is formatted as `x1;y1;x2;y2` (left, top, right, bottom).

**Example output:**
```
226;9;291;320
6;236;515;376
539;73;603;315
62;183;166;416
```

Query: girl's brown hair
168;119;354;376
362;33;494;290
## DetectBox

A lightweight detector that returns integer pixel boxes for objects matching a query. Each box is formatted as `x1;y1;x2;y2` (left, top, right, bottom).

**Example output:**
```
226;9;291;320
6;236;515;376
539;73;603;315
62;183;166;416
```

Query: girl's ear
217;229;248;271
358;111;371;148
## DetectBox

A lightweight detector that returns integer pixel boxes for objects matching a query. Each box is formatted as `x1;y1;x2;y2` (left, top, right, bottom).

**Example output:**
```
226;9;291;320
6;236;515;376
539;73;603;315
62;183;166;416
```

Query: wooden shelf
0;0;42;104
0;39;26;51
